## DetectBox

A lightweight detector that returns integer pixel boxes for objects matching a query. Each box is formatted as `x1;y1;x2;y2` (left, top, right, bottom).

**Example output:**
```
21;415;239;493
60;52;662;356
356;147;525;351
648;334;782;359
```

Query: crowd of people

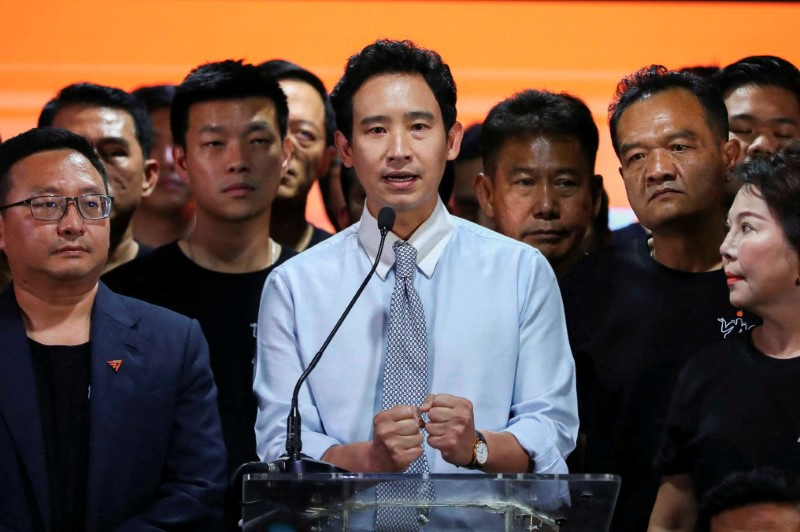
0;39;798;531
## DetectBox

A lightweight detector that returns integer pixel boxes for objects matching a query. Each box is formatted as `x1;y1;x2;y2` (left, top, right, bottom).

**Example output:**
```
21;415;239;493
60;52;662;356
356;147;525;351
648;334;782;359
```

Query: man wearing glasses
0;128;226;530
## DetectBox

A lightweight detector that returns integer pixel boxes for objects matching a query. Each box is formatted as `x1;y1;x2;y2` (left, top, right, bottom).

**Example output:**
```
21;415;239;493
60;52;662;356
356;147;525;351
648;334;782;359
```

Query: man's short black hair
132;84;177;113
0;127;108;203
730;139;800;256
259;59;336;147
330;39;457;141
170;60;289;148
481;89;599;176
714;55;800;108
679;65;721;79
697;468;800;532
608;65;728;156
38;82;153;157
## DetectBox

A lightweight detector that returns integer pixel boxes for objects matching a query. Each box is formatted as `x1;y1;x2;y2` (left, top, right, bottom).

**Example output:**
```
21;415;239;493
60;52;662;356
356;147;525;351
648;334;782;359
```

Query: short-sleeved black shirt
656;332;800;498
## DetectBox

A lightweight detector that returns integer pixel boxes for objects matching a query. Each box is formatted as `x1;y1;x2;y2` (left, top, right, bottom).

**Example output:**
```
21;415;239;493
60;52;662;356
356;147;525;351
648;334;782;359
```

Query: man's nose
747;133;781;160
533;184;560;220
387;130;412;162
226;141;249;173
644;150;677;184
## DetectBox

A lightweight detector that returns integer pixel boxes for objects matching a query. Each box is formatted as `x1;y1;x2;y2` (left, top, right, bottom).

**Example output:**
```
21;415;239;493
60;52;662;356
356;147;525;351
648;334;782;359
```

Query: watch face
475;441;489;464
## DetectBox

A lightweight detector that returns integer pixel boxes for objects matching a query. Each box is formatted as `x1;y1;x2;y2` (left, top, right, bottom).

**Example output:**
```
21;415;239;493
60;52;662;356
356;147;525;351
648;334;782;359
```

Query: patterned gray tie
376;240;433;530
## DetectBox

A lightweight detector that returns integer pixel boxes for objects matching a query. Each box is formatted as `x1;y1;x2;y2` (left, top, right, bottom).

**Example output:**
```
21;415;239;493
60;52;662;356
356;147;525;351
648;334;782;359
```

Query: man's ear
446;121;464;161
140;158;159;198
317;145;336;180
335;131;354;168
336;205;350;231
721;139;741;170
592;174;604;218
473;172;496;219
174;145;190;183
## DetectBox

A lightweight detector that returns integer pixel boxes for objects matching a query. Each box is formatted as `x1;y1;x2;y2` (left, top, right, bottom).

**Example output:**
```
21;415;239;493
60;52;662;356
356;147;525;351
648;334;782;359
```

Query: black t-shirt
656;332;800;498
560;236;759;531
102;242;296;475
29;339;91;532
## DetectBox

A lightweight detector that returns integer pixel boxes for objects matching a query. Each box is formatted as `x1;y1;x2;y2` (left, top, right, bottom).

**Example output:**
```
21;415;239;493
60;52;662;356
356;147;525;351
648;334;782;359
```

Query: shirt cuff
504;420;571;474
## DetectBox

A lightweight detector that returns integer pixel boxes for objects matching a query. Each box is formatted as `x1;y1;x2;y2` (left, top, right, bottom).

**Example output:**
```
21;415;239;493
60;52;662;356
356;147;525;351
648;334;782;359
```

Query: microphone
274;206;396;473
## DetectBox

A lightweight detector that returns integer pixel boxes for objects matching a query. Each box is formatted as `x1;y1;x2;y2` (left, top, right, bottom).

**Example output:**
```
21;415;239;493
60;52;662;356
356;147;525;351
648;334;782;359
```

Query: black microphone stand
272;207;396;473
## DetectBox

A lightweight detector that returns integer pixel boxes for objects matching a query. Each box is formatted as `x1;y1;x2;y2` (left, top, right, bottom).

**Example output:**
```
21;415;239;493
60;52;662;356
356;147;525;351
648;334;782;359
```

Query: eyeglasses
0;194;114;221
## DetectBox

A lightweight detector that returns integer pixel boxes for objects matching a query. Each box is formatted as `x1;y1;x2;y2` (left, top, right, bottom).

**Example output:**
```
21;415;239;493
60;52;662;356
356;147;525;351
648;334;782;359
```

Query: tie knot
393;241;417;278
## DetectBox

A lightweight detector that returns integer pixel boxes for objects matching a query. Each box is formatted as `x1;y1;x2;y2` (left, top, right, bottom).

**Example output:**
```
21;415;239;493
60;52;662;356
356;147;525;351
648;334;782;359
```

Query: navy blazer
0;283;227;531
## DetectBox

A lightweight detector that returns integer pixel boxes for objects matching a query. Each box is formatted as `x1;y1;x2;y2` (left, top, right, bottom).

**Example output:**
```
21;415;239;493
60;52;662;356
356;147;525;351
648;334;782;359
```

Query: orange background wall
2;0;799;222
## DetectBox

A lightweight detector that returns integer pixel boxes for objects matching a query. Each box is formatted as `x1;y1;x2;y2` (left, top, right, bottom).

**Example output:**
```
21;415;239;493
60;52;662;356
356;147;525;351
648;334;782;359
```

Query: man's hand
368;405;426;472
420;394;476;466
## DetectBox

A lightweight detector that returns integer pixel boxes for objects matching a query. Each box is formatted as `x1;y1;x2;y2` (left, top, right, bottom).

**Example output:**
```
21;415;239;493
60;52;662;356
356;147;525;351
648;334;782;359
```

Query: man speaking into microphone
254;40;577;475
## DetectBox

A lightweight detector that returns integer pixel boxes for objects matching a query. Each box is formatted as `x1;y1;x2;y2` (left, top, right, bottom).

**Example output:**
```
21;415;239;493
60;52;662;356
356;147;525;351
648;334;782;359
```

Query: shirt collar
358;199;454;280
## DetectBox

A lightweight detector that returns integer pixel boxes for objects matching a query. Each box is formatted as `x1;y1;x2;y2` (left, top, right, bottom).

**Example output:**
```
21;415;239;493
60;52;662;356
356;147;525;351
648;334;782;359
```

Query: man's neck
132;205;194;248
179;211;277;273
650;217;727;272
105;225;139;273
14;282;97;345
270;197;312;252
551;248;586;280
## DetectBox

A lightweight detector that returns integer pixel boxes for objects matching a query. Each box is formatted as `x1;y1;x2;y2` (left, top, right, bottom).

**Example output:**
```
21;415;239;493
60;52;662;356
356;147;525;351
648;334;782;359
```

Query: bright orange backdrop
2;0;799;223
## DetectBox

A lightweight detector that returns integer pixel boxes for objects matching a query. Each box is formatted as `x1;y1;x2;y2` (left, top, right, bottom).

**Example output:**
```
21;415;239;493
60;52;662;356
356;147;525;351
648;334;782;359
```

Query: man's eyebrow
619;129;698;155
28;185;104;195
405;110;435;121
619;141;641;155
730;113;800;126
244;121;276;133
197;122;276;134
665;130;698;142
94;136;131;147
360;115;389;127
290;119;322;132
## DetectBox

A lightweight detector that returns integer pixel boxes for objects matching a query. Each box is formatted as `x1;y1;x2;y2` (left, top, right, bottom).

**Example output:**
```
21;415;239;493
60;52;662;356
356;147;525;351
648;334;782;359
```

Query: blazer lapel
84;284;142;527
0;287;51;529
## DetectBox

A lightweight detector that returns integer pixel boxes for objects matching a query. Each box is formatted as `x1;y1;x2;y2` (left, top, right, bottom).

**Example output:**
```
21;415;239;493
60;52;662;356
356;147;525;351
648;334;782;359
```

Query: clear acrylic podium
241;472;620;531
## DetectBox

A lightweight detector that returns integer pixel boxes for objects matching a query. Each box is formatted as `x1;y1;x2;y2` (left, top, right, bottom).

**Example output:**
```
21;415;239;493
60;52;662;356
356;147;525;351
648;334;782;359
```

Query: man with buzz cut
0;127;225;531
102;60;294;528
254;39;577;481
475;89;603;278
560;66;754;530
38;83;159;272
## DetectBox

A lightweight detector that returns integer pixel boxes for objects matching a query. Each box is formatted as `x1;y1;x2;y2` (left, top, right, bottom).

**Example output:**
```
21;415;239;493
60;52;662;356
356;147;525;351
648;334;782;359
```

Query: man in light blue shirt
254;39;577;474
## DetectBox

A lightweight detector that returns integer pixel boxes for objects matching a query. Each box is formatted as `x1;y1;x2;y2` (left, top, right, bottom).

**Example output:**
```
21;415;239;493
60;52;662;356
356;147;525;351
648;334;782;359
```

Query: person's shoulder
309;225;334;246
561;236;647;286
273;224;360;274
98;281;194;330
103;242;183;281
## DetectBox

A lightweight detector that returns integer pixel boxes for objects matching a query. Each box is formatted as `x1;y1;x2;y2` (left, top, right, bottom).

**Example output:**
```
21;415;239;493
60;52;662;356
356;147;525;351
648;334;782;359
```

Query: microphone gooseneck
282;207;396;468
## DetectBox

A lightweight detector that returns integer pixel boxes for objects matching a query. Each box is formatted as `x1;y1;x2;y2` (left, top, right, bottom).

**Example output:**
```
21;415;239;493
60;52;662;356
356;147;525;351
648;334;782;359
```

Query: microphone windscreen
377;207;396;232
